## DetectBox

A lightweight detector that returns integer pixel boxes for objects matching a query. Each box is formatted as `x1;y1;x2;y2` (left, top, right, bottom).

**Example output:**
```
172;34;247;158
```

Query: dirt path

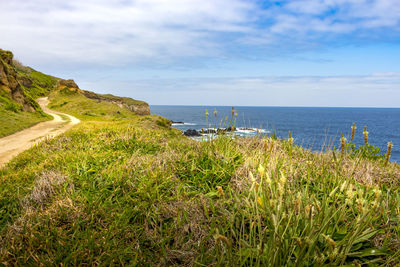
0;97;80;167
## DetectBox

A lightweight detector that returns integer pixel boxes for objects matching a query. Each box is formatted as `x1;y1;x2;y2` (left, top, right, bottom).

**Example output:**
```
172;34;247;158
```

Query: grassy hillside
0;48;149;137
1;93;399;265
0;109;50;138
48;88;142;121
0;49;57;137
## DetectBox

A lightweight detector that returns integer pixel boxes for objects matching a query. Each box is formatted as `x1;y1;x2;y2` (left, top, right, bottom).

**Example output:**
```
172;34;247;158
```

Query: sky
1;0;400;107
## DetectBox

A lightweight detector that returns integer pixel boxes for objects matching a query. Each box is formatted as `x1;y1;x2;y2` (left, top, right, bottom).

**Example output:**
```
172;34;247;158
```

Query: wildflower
249;171;255;183
213;108;217;117
385;141;393;165
234;111;237;118
257;197;263;208
288;131;294;145
345;184;355;204
373;186;382;199
265;173;272;186
278;173;286;195
371;200;379;209
216;186;224;197
351;122;356;142
258;164;265;177
205;109;209;116
363;126;368;145
340;133;346;156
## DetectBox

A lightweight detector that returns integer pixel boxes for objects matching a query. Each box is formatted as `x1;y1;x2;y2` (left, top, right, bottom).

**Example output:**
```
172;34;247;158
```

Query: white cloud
82;73;400;107
1;0;399;68
0;0;255;66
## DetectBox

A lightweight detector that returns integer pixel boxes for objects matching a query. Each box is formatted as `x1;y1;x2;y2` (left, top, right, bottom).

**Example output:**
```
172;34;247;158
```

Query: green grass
22;71;58;99
48;89;141;121
0;107;51;137
1;94;399;265
0;88;51;137
97;93;147;106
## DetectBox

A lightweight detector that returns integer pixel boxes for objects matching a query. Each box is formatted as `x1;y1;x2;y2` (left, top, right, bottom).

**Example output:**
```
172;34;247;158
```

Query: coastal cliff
81;90;150;116
0;49;38;112
56;79;150;115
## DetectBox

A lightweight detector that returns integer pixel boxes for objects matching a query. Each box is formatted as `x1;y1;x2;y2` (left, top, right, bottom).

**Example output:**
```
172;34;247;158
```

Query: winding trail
0;97;80;167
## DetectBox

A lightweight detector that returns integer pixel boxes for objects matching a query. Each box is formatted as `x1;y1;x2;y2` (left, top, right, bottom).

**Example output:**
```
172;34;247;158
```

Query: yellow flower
257;197;263;208
249;171;255;183
265;173;272;186
257;164;265;177
216;186;224;197
373;187;381;199
346;184;354;199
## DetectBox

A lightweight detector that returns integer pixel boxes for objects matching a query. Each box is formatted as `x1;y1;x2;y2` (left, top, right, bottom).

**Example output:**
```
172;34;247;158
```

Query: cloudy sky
1;0;399;107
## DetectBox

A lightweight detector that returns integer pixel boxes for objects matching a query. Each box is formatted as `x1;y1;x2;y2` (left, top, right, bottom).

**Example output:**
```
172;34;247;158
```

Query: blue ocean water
150;105;400;163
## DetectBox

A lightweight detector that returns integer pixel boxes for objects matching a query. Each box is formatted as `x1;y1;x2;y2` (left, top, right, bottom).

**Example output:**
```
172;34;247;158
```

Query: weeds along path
0;97;80;167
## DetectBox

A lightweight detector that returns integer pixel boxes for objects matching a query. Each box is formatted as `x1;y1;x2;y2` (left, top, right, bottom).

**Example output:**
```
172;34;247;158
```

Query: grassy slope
0;109;50;138
0;93;400;266
0;57;57;137
48;89;143;121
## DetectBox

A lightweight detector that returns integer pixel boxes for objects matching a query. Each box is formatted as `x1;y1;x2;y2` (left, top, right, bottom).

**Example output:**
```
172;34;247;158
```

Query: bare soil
0;97;80;167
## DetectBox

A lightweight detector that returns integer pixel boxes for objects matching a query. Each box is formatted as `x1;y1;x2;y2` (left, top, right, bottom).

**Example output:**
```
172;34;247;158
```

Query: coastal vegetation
0;49;399;265
1;95;399;265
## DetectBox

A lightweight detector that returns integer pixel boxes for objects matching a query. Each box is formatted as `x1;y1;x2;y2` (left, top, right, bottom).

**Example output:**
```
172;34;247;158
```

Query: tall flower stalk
385;141;393;165
363;126;369;145
351;122;356;142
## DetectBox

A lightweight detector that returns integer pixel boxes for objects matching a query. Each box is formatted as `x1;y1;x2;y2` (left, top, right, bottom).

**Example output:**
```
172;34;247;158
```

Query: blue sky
1;0;399;107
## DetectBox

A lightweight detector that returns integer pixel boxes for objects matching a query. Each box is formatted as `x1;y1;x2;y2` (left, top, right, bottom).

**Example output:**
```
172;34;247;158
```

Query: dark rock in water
184;129;201;137
226;126;236;132
201;128;216;134
217;128;227;134
172;121;184;124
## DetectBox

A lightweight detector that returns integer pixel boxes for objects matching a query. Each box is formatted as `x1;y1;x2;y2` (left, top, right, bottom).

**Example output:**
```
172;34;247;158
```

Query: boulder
59;79;79;88
184;129;201;137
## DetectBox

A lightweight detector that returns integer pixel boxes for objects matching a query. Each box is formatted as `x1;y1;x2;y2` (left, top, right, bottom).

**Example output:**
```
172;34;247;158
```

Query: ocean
150;105;400;163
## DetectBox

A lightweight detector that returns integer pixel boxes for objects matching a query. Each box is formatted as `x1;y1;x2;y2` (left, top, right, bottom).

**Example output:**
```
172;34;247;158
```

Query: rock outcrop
59;79;79;89
184;129;202;137
0;49;35;112
81;90;150;115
